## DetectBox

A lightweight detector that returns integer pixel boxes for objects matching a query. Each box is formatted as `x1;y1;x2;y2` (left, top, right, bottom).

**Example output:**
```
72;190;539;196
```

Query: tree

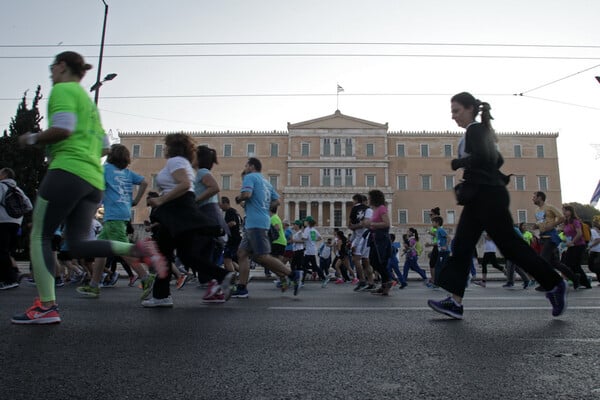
564;202;600;223
0;86;47;259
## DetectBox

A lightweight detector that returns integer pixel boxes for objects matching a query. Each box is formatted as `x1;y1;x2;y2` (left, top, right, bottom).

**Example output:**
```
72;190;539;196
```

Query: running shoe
545;280;567;317
362;284;376;292
140;274;156;300
334;278;345;284
55;277;65;287
231;286;249;298
321;277;330;288
0;282;19;290
203;279;220;300
11;298;61;325
108;271;119;287
128;275;139;287
427;296;464;320
220;272;235;300
502;282;514;289
471;280;486;288
202;290;226;304
135;238;169;279
399;282;407;289
141;296;173;308
176;275;188;290
351;277;359;285
76;285;100;298
353;281;366;291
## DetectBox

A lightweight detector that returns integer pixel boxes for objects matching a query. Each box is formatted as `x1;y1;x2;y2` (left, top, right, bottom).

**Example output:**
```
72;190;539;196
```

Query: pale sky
2;0;600;204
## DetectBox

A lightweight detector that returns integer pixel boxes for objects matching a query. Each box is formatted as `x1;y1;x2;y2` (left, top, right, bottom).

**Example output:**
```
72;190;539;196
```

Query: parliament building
119;110;562;235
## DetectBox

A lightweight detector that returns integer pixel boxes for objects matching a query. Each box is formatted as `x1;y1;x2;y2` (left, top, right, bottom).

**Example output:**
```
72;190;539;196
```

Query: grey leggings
32;169;130;302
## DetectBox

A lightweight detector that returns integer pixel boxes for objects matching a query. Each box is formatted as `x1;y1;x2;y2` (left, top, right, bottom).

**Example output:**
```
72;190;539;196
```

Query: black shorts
223;242;240;262
271;243;285;257
57;250;72;261
51;234;62;252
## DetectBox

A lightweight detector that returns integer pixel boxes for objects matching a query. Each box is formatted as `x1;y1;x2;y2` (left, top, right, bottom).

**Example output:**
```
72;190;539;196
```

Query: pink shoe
203;280;225;304
335;278;345;284
135;239;169;279
351;278;359;285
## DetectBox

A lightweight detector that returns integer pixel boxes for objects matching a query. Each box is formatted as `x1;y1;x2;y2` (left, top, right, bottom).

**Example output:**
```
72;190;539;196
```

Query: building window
268;175;278;189
421;175;431;190
398;209;408;225
366;175;376;187
299;206;307;220
300;175;310;187
345;138;353;156
366;143;374;157
334;139;342;156
334;168;342;186
322;169;331;186
270;143;278;157
301;142;310;157
151;174;157;189
397;175;407;191
247;143;256;157
323;138;331;156
515;175;525;191
538;176;548;191
446;210;456;225
421;144;429;158
536;145;545;158
423;210;432;224
444;144;452;158
397;143;405;157
445;175;455;191
334;207;342;227
345;169;353;186
154;144;163;158
514;144;522;158
222;175;231;190
223;144;232;157
132;144;141;158
517;209;528;223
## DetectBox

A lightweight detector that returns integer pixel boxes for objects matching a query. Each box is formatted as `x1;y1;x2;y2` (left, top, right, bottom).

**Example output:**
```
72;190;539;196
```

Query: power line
516;63;600;95
0;92;514;102
518;94;600;111
2;41;600;49
2;53;600;61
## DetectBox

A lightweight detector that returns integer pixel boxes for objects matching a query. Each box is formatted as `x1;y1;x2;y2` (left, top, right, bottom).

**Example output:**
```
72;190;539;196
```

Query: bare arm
148;168;191;207
132;180;148;207
196;173;220;203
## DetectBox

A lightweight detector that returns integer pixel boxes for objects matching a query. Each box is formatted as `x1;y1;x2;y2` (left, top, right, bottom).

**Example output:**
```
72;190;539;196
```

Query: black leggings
437;185;562;298
153;227;228;299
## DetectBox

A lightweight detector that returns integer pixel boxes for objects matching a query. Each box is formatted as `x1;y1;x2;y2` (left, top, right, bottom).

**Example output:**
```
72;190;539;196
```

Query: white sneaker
141;296;174;308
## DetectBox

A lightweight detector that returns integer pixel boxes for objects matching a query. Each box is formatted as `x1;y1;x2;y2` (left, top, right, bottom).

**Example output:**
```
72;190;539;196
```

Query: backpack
1;182;32;218
415;241;423;256
581;222;592;244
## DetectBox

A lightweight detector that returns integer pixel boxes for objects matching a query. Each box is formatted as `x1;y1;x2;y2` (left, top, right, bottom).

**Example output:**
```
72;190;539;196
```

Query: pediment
288;110;388;130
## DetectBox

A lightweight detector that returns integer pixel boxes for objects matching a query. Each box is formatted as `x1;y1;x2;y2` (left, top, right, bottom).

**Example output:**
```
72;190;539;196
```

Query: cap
283;219;290;225
293;220;303;226
305;216;315;223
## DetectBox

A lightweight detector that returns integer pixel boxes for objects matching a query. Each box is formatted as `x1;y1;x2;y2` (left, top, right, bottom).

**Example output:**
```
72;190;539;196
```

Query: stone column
318;201;323;226
294;201;300;221
330;201;335;228
284;200;290;222
341;200;347;228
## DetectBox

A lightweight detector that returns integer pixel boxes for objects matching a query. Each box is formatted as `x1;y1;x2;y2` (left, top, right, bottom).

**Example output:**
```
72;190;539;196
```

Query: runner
428;92;566;319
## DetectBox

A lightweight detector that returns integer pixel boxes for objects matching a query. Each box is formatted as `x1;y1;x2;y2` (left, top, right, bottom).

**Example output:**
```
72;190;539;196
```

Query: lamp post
92;0;110;105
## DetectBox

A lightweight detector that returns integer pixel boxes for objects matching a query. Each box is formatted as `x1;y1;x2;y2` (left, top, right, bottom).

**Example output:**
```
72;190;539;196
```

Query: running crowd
1;51;597;324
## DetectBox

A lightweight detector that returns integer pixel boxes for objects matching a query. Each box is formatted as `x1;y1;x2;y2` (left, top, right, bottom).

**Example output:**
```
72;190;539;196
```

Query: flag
591;179;600;206
337;84;344;93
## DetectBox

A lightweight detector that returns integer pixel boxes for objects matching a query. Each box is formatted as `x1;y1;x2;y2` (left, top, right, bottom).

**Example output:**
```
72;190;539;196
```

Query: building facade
120;110;562;235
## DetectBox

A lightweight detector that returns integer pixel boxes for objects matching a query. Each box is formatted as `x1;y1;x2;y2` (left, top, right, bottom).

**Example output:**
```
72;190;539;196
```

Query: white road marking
268;306;600;311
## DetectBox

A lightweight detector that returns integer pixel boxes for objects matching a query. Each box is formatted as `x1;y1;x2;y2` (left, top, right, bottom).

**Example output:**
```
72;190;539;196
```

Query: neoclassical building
120;110;562;235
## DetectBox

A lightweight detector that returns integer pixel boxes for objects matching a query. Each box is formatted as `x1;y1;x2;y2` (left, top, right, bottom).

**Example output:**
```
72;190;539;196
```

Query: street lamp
91;0;110;105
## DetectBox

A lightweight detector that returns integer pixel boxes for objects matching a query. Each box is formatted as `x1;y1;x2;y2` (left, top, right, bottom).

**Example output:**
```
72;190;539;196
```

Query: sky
2;0;600;204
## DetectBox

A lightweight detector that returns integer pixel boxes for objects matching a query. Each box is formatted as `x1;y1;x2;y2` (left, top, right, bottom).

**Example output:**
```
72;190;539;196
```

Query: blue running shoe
427;296;464;319
545;280;567;317
231;286;249;298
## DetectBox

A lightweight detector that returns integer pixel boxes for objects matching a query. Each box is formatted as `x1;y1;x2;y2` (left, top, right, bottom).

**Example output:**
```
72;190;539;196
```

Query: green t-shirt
47;82;106;190
270;214;287;245
429;226;438;244
522;230;533;245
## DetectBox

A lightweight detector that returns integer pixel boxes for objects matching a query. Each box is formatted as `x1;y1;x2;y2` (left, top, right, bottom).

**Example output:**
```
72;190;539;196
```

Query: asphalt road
1;277;600;400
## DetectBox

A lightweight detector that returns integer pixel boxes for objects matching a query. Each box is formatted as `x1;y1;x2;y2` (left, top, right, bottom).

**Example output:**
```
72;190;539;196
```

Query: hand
148;197;162;208
451;158;461;171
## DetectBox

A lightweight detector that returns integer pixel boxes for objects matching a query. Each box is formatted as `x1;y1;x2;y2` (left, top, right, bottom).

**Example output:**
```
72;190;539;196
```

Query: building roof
287;109;388;130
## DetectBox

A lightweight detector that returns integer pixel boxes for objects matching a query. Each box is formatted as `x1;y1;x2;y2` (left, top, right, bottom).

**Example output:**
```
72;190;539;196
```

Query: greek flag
337;84;344;93
591;179;600;206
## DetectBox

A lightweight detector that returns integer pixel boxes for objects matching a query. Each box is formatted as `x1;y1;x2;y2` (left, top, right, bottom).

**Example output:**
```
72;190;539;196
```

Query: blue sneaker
545;280;567;317
231;286;249;298
427;296;464;319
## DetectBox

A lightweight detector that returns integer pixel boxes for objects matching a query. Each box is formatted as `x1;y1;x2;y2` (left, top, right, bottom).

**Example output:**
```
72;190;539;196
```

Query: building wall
120;115;561;238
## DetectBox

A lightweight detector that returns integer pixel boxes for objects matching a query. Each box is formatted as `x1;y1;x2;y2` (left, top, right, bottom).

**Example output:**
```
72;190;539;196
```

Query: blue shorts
239;228;271;256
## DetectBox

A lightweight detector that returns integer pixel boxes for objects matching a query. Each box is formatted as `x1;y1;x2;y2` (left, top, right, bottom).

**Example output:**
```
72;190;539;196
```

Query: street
1;277;599;400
